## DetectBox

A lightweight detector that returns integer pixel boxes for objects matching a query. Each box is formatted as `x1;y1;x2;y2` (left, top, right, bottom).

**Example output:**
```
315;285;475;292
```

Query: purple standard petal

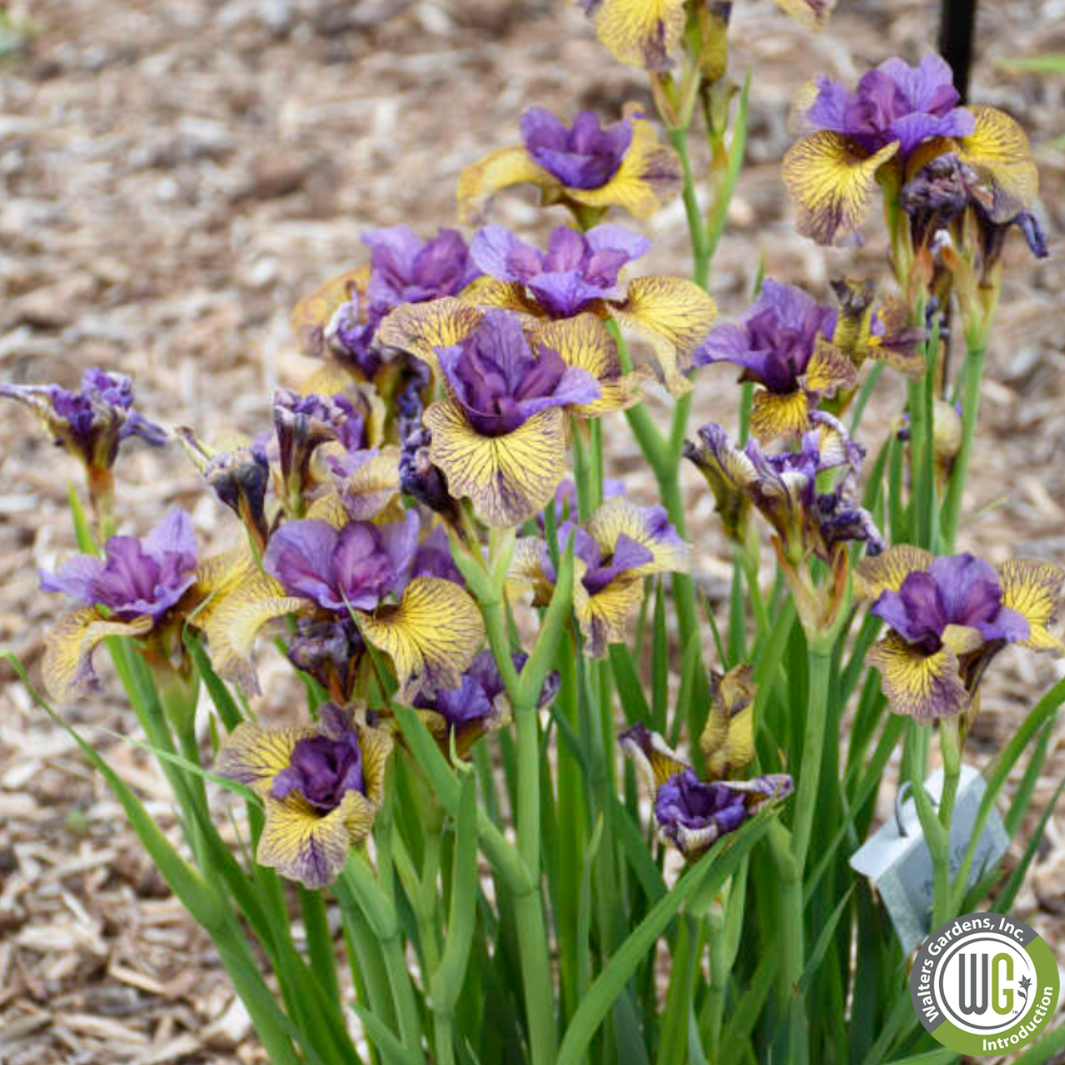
693;280;836;392
40;554;108;604
804;75;851;132
264;521;344;610
521;107;632;190
270;723;365;811
438;311;598;435
470;226;544;284
331;521;406;610
364;226;479;312
409;525;464;586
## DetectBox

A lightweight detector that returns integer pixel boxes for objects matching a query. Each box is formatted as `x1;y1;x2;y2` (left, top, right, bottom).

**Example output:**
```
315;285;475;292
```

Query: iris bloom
692;280;854;443
39;509;198;701
217;703;392;888
291;226;481;379
388;223;713;396
827;279;925;378
857;548;1063;721
686;416;881;565
784;55;1038;248
413;650;559;760
620;723;792;859
581;0;834;71
511;495;690;657
457;105;681;224
381;303;642;527
205;510;483;701
0;367;166;517
700;663;757;780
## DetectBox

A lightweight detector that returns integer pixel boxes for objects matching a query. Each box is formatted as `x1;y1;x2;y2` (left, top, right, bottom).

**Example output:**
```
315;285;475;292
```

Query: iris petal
866;632;969;720
749;388;810;444
425;400;568;527
618;722;691;790
593;0;687;70
258;790;372;890
955;106;1039;224
564;110;682;217
855;544;934;599
586;496;691;577
782;132;899;245
573;560;646;657
456;146;558;226
355;575;485;702
998;560;1065;652
43;609;154;702
805;336;858;395
611;276;718;395
291;268;369;359
216;721;314;796
376;298;485;374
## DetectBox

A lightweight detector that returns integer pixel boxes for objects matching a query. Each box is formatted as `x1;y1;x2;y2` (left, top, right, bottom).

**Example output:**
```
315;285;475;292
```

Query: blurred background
0;1;1063;1061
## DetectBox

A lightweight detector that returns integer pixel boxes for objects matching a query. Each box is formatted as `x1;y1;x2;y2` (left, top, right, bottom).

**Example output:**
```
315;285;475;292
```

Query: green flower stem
337;855;422;1053
767;819;807;1062
941;344;987;552
668;128;711;289
479;595;557;1065
791;644;833;870
434;1013;457;1065
932;718;962;928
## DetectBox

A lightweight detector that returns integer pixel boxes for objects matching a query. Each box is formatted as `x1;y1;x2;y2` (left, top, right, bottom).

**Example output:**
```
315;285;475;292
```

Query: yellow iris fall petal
782;133;899;245
586;495;692;577
456;147;558;226
425;400;568;528
375;298;485;375
998;560;1065;653
955;107;1039;224
354;576;485;702
866;632;969;721
749;389;810;445
43;609;154;703
593;0;687;70
854;544;934;600
291;267;369;360
610;275;718;396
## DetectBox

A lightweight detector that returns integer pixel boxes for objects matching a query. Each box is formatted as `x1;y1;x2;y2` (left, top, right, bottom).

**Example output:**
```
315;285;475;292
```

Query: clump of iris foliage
4;1;1064;1063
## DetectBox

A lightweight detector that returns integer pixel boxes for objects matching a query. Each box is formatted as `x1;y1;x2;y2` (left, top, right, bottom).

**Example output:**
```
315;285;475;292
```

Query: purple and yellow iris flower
580;0;834;71
413;649;559;760
291;226;481;380
510;495;690;657
457;105;681;224
217;703;392;889
783;55;1039;247
620;723;792;859
381;223;714;397
693;280;854;443
857;547;1064;722
379;292;649;526
39;509;198;701
203;508;483;701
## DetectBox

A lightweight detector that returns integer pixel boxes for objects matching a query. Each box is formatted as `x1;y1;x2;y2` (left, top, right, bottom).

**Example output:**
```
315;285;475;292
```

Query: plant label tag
849;765;1009;955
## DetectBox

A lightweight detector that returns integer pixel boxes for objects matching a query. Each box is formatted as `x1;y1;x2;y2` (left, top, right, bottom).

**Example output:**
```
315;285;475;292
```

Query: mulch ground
1;0;1063;1061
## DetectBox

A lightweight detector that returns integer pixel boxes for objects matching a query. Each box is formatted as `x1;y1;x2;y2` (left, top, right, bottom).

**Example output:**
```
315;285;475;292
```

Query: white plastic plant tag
850;765;1010;955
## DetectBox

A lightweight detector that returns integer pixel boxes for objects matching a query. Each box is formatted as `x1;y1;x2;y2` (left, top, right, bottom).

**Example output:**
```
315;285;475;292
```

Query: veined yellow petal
574;563;646;658
805;336;858;395
782;133;899;245
854;544;933;600
355;576;484;702
956;106;1038;223
866;633;968;721
425;400;568;528
749;389;810;445
619;722;691;792
376;298;484;375
459;276;545;316
611;276;717;396
700;664;757;780
456;146;560;226
773;0;835;29
216;721;314;797
530;314;642;416
291;267;369;359
509;536;549;585
318;447;401;522
202;571;307;692
567;110;682;218
594;0;687;70
998;559;1065;653
358;725;394;805
586;495;691;577
258;790;372;889
43;609;154;703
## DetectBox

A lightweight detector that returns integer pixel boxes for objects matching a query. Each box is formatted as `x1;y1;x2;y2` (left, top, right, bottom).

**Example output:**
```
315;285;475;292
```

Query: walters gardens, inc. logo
911;912;1060;1055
